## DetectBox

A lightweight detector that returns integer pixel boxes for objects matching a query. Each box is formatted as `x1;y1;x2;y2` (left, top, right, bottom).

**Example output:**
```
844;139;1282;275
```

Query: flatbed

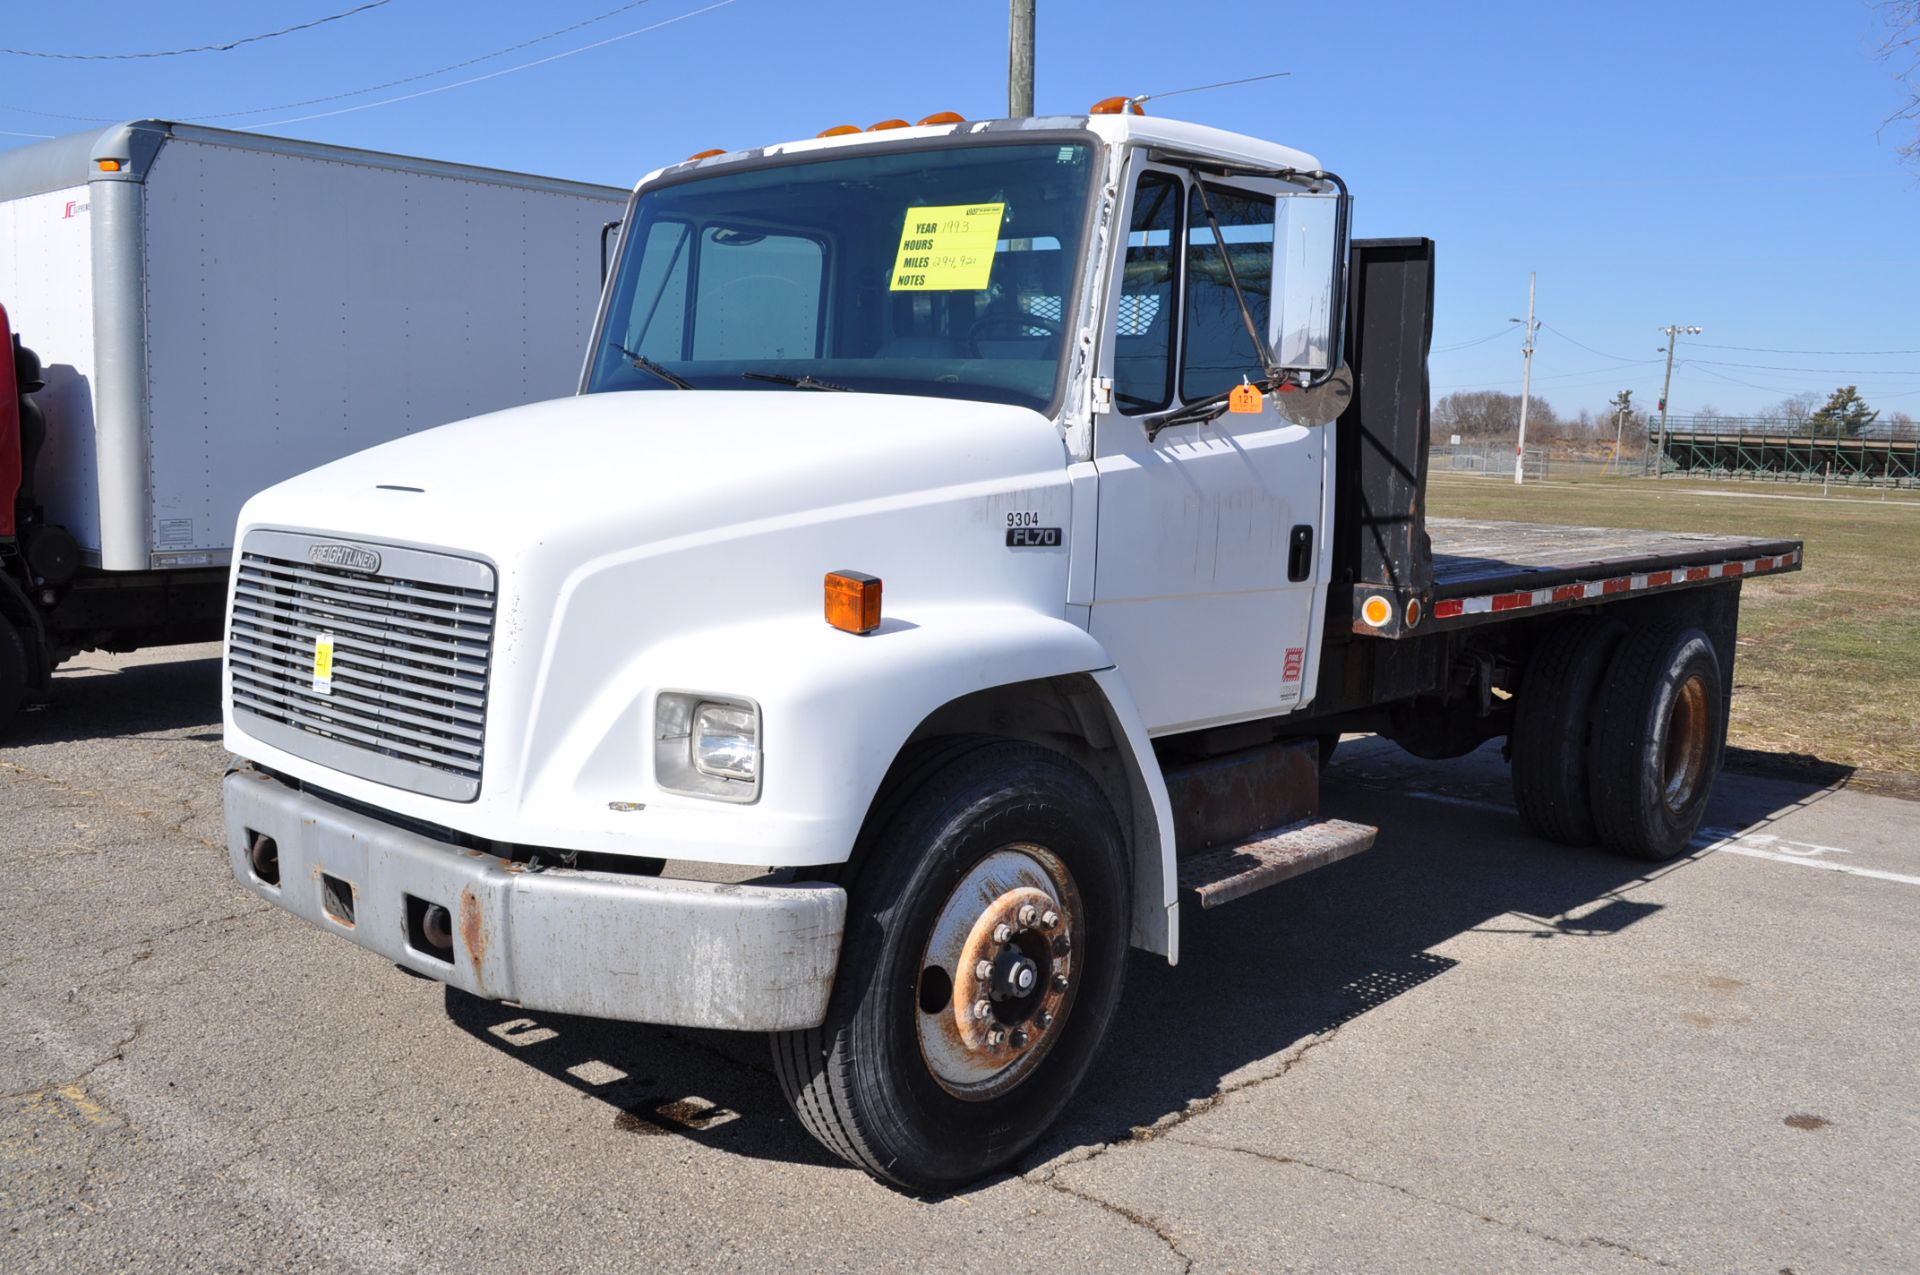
1426;518;1802;630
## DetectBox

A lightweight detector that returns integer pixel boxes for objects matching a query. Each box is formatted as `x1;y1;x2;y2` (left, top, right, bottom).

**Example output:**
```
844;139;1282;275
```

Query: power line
1691;358;1920;375
1433;325;1520;353
0;1;661;125
1691;341;1920;356
1536;321;1643;363
245;1;738;129
1;3;394;60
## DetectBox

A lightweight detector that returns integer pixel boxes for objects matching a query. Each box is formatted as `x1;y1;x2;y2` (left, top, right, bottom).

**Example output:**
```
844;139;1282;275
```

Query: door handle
1288;524;1314;582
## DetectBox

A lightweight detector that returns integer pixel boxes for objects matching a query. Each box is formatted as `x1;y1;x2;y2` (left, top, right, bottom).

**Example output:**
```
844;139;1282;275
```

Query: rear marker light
826;570;882;635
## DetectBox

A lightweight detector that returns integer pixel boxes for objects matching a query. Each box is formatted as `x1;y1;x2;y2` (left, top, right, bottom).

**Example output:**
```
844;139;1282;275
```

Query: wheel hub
916;846;1081;1100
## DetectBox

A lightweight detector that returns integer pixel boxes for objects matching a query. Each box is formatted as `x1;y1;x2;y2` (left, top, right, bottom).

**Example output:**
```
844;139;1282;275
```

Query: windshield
586;139;1098;412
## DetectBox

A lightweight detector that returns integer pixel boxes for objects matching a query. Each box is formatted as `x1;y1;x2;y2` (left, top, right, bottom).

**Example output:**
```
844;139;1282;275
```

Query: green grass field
1427;471;1920;777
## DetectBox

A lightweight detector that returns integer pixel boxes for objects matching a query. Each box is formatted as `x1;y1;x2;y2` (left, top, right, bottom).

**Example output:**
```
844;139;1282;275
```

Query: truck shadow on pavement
440;739;1843;1192
9;654;225;747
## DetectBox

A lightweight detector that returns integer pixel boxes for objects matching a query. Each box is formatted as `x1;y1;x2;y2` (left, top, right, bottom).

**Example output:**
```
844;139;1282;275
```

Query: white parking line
1393;790;1920;888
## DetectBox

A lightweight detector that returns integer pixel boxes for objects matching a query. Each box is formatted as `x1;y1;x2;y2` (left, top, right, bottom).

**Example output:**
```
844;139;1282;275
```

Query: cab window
1181;184;1274;401
1113;171;1181;414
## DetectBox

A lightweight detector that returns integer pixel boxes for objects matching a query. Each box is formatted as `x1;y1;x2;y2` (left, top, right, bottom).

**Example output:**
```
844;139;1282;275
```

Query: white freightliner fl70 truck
218;108;1803;1190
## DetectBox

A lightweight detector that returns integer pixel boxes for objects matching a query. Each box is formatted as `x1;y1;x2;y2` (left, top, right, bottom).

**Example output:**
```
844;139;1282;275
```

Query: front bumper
223;768;846;1031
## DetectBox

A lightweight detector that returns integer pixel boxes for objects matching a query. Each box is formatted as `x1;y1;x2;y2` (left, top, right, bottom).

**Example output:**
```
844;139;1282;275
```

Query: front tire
1587;623;1726;860
771;741;1129;1192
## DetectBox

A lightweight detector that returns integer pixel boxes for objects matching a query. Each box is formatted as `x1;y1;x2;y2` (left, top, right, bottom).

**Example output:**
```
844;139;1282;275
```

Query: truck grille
227;530;496;802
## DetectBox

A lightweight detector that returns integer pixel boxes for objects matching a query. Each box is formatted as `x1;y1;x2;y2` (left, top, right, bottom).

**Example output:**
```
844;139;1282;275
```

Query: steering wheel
966;310;1063;356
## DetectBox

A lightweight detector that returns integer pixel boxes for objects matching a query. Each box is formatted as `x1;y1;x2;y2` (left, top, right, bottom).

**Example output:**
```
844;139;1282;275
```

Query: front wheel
771;741;1130;1192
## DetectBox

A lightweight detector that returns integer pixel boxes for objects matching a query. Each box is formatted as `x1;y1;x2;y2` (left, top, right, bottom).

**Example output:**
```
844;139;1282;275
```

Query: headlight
655;691;760;802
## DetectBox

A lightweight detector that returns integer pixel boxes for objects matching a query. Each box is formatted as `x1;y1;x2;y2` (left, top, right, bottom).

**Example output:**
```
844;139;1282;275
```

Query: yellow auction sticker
311;633;335;695
889;202;1006;291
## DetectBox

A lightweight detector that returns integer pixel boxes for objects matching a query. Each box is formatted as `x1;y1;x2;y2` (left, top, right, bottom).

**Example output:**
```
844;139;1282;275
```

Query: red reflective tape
1686;566;1709;581
1491;591;1532;612
1723;561;1745;577
1551;584;1586;603
1645;570;1673;587
1433;599;1464;619
1601;577;1632;595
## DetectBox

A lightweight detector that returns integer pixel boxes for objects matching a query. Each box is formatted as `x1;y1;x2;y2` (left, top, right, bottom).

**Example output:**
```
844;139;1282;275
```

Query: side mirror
1267;190;1341;373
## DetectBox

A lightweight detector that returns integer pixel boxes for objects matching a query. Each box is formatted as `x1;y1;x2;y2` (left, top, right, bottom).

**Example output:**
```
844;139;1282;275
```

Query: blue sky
3;1;1915;419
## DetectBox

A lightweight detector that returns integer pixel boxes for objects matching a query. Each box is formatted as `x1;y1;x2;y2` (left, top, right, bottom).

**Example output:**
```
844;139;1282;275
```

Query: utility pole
1654;324;1702;478
1513;273;1538;485
1009;0;1035;118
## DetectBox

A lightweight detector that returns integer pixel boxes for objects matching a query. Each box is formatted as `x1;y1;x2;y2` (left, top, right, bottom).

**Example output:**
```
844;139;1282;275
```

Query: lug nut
1053;933;1072;954
1017;903;1037;927
1040;910;1059;929
1052;972;1070;991
993;923;1013;944
1037;1010;1054;1028
986;1029;1007;1048
975;959;993;980
1010;1029;1029;1048
973;999;992;1021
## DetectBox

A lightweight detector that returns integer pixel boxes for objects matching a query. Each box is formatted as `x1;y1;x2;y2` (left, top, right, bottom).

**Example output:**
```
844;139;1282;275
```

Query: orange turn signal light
95;158;123;172
1089;96;1145;116
817;124;861;137
825;570;882;635
916;111;965;126
686;147;725;161
867;119;910;131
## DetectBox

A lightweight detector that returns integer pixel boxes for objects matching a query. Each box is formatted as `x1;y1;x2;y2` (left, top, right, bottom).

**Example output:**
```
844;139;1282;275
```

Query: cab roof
640;113;1324;191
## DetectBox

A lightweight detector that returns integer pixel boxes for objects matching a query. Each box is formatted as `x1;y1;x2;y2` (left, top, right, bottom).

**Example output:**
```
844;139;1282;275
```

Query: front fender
518;604;1119;866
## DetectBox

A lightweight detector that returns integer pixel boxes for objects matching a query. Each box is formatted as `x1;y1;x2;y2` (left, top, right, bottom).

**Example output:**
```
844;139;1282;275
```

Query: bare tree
1882;2;1920;165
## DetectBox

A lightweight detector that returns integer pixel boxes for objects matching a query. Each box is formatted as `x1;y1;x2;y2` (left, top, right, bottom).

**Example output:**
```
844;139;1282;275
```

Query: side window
623;219;691;359
1114;171;1180;413
1181;184;1274;401
689;229;824;360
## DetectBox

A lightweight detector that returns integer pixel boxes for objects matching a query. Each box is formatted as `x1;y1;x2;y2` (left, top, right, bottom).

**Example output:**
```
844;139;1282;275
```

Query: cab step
1176;817;1378;908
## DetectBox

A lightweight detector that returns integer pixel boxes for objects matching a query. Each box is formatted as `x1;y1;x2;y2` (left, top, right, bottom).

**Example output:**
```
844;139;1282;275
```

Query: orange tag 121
1228;382;1264;414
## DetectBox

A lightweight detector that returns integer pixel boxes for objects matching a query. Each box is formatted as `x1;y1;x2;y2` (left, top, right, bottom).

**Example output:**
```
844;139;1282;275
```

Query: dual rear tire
1512;617;1726;861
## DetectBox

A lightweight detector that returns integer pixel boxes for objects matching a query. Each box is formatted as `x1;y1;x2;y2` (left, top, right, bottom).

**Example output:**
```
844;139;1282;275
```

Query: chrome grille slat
226;635;487;706
227;536;496;801
237;559;497;610
233;579;492;636
228;655;487;734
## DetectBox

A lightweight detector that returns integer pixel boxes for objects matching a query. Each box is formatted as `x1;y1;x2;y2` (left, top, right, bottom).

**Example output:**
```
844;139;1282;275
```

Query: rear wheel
771;741;1129;1192
1587;623;1726;860
1510;617;1625;845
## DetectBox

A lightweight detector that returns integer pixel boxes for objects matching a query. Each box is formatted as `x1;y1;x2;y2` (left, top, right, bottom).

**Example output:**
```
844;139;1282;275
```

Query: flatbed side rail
1425;544;1801;632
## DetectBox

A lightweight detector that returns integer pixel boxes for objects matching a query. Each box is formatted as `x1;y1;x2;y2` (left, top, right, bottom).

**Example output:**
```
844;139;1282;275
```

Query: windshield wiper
741;371;850;392
612;341;694;389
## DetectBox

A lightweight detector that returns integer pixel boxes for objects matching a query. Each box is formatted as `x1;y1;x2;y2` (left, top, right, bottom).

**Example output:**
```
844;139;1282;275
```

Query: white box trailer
0;121;623;726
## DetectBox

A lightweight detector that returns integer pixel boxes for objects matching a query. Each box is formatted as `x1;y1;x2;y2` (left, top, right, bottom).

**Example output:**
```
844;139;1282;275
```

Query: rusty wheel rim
1662;673;1711;813
915;844;1083;1102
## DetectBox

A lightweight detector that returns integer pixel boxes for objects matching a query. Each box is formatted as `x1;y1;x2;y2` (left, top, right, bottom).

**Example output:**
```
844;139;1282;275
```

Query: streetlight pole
1513;273;1538;485
1009;0;1035;118
1654;324;1701;478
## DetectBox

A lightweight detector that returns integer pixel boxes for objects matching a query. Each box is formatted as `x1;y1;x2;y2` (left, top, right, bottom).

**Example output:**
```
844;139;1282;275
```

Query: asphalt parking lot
4;645;1915;1274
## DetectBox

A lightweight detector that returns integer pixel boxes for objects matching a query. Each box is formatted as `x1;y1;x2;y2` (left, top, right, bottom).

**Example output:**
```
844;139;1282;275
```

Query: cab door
1088;164;1325;734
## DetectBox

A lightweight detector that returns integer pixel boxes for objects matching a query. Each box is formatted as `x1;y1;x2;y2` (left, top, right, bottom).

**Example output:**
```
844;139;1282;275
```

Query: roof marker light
817;124;861;137
686;148;725;161
1089;96;1145;116
916;111;966;126
867;119;910;131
